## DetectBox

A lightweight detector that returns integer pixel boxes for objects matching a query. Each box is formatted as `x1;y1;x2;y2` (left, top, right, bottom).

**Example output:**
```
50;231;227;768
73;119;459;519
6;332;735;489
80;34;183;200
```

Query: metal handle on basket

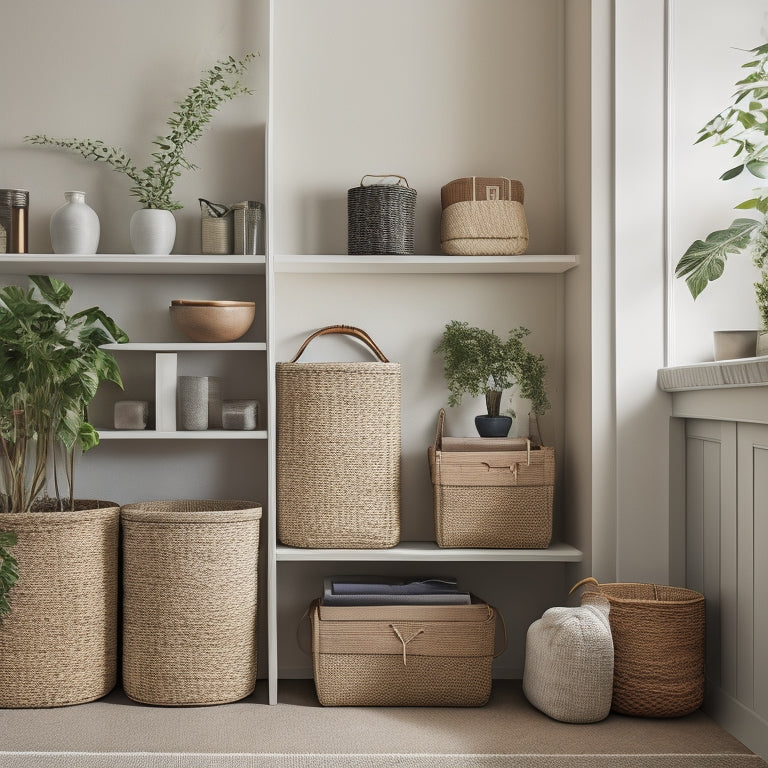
290;324;390;363
360;174;410;188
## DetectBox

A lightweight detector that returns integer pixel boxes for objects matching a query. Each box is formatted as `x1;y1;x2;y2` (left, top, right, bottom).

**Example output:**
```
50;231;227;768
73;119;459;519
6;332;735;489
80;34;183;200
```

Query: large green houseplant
25;53;255;254
435;320;550;438
675;42;768;347
0;276;128;707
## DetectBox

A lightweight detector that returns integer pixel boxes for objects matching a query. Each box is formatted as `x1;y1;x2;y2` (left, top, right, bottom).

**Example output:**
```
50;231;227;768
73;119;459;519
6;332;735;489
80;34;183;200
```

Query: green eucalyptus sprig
0;531;18;623
675;42;768;316
435;321;550;418
24;53;256;211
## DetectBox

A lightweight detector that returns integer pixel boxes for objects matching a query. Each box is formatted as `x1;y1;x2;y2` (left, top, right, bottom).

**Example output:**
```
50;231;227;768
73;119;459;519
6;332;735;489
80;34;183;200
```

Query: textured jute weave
277;358;401;549
0;504;119;708
311;600;496;706
577;579;705;718
120;500;261;706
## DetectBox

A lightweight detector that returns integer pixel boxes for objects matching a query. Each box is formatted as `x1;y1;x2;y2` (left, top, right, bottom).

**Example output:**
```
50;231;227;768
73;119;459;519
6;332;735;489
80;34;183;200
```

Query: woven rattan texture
276;362;401;548
311;603;496;706
0;505;119;708
121;500;261;706
348;185;416;255
440;200;529;255
440;177;525;209
582;582;705;718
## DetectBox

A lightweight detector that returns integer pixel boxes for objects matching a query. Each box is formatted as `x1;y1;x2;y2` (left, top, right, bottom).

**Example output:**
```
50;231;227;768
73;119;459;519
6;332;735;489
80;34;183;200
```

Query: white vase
757;331;768;357
50;191;100;254
130;208;176;255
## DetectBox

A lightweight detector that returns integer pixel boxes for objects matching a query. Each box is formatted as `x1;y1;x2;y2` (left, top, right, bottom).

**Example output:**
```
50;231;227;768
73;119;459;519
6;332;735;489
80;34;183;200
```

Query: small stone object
207;376;223;429
222;399;260;430
114;400;150;430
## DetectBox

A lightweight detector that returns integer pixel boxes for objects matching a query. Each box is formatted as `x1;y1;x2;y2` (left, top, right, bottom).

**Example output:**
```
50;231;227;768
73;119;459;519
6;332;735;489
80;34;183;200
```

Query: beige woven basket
311;599;498;706
0;503;119;708
441;200;529;255
573;578;706;718
121;499;261;706
429;409;553;548
277;325;401;548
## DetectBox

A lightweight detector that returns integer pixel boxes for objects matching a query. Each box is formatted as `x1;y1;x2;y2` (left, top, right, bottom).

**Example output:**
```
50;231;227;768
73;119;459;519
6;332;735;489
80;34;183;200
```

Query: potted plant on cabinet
0;275;128;707
674;42;768;356
435;320;550;438
24;53;255;255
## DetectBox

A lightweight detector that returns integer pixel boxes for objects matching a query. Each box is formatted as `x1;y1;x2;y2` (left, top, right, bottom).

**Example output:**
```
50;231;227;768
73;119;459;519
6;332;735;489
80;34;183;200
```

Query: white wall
0;0;268;255
669;0;768;365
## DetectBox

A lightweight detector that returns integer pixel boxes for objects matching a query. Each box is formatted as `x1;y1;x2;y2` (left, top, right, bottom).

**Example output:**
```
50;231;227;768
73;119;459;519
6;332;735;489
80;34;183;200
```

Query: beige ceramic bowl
169;300;256;342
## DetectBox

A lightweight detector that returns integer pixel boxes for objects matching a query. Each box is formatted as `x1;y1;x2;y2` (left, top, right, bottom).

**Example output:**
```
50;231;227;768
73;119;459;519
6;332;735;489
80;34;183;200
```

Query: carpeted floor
1;680;765;767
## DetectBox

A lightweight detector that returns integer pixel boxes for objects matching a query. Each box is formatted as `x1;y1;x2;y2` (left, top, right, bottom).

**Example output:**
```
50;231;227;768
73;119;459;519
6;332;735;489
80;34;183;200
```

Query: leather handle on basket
568;577;600;596
360;174;410;188
434;408;446;452
290;325;390;363
492;604;508;659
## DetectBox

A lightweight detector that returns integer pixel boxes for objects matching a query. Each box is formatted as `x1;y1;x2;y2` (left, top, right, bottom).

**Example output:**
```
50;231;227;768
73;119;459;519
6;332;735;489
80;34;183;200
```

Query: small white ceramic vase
130;208;176;255
50;191;100;254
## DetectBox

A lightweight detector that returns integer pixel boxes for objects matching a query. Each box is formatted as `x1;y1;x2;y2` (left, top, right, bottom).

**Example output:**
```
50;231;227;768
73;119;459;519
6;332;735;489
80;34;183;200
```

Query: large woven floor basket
277;325;401;548
0;504;119;708
121;499;261;706
311;600;497;706
575;578;706;717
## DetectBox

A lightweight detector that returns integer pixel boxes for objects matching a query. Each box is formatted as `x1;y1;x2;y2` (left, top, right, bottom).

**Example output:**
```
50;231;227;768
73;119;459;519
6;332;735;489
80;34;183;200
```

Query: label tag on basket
486;185;500;201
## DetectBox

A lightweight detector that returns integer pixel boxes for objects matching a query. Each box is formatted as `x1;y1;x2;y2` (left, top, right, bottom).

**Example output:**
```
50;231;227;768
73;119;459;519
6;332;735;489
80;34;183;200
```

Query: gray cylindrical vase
178;376;209;430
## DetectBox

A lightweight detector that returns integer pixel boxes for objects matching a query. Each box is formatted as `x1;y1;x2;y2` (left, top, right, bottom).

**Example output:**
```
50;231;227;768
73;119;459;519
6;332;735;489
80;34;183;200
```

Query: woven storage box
0;503;119;708
277;325;401;548
440;176;528;256
429;409;554;548
348;174;416;255
574;578;706;718
311;598;498;706
121;499;261;706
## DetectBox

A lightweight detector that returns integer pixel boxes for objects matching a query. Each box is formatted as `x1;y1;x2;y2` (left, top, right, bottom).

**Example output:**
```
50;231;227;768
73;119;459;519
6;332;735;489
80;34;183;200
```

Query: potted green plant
675;42;768;355
435;320;550;438
24;53;255;255
0;275;129;707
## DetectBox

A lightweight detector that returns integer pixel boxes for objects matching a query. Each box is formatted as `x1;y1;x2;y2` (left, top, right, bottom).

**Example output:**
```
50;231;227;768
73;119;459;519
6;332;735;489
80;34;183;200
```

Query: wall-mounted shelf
102;342;266;352
97;429;267;440
275;541;582;562
274;254;579;274
0;254;265;275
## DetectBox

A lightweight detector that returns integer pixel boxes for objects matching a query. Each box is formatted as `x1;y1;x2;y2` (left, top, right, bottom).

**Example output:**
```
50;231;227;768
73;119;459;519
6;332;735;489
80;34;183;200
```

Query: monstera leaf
675;218;760;299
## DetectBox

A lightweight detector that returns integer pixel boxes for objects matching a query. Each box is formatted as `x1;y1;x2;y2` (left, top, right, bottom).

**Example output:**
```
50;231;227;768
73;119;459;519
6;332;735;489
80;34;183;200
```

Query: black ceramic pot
474;415;512;437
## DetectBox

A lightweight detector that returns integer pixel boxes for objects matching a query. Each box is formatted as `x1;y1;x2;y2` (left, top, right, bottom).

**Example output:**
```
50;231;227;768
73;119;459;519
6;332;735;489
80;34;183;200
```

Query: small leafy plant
0;276;128;514
675;42;768;329
435;321;550;418
24;54;255;211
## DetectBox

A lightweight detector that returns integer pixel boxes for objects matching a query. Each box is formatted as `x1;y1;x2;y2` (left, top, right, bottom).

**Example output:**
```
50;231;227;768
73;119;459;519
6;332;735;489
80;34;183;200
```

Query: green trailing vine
0;530;18;623
435;321;550;418
24;53;256;211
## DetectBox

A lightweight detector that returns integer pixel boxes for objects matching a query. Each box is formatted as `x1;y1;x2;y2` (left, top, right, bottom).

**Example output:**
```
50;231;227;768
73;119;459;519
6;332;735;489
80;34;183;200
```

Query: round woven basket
575;578;705;717
120;499;261;706
0;503;119;708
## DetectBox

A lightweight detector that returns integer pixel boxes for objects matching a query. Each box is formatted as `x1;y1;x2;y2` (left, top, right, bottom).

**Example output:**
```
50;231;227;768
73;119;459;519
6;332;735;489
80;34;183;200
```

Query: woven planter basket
348;174;416;255
0;503;119;708
311;599;498;706
429;409;553;548
277;325;401;548
574;578;706;717
121;499;261;706
441;200;529;256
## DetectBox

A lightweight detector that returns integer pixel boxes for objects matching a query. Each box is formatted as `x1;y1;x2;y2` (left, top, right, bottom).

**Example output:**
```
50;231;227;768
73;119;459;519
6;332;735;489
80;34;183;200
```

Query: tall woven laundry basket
277;325;401;548
121;499;261;706
573;578;705;717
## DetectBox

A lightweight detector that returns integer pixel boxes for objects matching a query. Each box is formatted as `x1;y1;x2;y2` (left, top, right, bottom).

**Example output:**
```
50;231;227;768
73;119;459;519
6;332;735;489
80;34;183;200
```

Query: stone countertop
658;355;768;392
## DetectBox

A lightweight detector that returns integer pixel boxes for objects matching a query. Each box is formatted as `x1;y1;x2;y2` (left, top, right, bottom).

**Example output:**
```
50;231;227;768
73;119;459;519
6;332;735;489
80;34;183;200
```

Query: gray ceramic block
222;399;260;430
114;400;150;430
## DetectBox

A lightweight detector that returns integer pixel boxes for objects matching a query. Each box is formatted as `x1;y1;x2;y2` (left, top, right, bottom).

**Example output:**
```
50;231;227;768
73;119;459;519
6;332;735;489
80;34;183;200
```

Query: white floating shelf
97;429;267;440
274;253;579;274
0;254;265;275
101;342;266;352
275;540;582;562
